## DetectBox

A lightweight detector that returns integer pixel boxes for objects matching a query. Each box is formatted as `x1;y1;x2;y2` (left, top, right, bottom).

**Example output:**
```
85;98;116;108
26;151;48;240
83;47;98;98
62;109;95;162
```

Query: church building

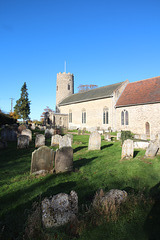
49;72;160;136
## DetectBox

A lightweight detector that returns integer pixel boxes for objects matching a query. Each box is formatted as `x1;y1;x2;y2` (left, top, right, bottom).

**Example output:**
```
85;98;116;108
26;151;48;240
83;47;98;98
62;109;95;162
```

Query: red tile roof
116;76;160;107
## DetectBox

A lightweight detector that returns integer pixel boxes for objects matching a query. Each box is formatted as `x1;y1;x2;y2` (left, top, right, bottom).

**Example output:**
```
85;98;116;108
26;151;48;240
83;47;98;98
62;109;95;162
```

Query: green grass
1;133;160;239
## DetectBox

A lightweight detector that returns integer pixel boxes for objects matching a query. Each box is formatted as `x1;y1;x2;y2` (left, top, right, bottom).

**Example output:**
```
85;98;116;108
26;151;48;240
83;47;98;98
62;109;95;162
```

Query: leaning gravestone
51;134;62;146
31;146;55;174
59;135;72;149
55;147;73;173
17;135;29;149
21;129;32;141
41;190;78;228
121;139;134;159
88;131;101;150
35;134;45;148
145;141;159;158
66;134;73;144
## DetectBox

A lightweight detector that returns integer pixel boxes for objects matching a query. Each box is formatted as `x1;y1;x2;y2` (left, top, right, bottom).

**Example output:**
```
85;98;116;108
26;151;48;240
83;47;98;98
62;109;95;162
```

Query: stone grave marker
41;190;78;228
78;129;81;135
1;125;17;141
0;140;7;149
31;146;55;174
145;141;159;158
88;131;101;150
66;133;73;144
104;133;111;142
140;134;147;140
17;135;29;149
117;132;121;140
45;128;55;138
59;135;72;149
35;134;45;148
121;139;134;159
51;134;62;146
21;129;32;141
55;147;73;173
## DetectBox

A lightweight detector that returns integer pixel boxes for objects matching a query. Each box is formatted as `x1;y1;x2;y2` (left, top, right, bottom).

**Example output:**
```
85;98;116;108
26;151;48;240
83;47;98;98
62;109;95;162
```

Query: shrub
0;112;16;126
121;131;133;143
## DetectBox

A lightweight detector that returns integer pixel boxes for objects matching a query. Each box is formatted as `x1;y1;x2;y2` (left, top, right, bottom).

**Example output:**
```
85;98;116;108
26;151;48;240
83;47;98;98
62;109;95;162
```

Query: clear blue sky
0;0;160;120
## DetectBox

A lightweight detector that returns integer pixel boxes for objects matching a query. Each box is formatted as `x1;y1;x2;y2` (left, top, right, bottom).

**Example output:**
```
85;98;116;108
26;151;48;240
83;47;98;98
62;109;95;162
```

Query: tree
40;106;54;123
14;82;31;121
78;84;98;93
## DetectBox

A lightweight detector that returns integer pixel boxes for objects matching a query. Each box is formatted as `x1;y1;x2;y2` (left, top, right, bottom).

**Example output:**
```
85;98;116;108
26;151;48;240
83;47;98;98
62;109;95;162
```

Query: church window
69;110;72;123
121;110;129;125
121;111;124;125
57;86;58;91
68;84;70;90
82;109;86;124
103;107;109;124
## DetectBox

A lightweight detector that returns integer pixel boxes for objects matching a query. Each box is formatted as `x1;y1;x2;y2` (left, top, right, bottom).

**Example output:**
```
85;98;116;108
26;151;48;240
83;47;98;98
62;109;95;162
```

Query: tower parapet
56;72;74;112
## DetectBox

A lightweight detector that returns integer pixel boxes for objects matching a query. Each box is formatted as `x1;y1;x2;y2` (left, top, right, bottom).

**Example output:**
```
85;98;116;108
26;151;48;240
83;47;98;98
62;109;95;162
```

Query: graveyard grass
1;131;160;239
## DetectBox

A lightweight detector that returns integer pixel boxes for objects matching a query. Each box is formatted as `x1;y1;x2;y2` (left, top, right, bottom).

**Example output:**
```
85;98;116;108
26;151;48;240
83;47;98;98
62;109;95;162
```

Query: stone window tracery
103;107;109;124
82;109;86;124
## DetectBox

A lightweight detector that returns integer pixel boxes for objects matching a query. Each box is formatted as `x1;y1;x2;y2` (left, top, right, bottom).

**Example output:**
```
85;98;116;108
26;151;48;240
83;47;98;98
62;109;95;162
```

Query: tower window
68;84;70;90
57;86;58;91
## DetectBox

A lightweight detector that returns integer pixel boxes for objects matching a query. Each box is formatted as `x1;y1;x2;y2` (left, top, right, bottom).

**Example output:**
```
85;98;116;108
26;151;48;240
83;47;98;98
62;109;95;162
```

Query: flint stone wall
21;129;32;141
55;147;73;173
17;135;29;149
35;134;45;148
31;146;55;174
42;190;78;228
88;131;101;150
121;139;134;159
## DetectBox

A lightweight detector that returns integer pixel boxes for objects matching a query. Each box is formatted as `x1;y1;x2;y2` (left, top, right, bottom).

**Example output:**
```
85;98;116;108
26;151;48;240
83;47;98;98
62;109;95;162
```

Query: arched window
69;110;72;123
121;111;124;125
125;111;129;125
57;85;58;91
103;107;109;124
68;84;70;90
82;109;86;124
121;110;129;125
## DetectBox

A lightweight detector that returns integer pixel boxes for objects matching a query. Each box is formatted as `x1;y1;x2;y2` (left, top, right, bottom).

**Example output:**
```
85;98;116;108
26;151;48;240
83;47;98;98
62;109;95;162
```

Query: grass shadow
73;146;87;153
74;157;97;169
133;150;140;158
101;143;113;150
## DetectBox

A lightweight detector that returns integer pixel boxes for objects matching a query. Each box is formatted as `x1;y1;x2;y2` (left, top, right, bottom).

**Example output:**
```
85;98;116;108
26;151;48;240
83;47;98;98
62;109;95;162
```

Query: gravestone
78;129;81;135
140;134;147;140
51;134;62;146
31;123;35;130
88;131;101;150
0;140;7;149
121;139;134;159
31;146;55;174
1;126;17;141
18;124;27;133
150;134;156;141
104;133;111;142
133;141;149;149
35;134;45;148
117;132;121;141
21;129;32;141
17;135;29;149
59;135;72;149
66;133;73;144
41;190;78;228
134;134;140;139
145;141;159;158
45;128;55;138
55;147;73;173
93;189;127;209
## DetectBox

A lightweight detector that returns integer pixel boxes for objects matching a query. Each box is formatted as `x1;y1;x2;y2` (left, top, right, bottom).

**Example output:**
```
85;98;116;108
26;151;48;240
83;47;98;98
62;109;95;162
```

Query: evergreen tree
14;82;31;121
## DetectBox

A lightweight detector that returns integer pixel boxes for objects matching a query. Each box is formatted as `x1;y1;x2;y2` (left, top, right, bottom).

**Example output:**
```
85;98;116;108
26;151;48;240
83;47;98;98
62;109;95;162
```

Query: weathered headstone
18;124;27;133
88;131;101;150
121;139;134;159
21;129;32;141
30;123;35;130
93;189;127;209
133;141;149;149
41;190;78;228
45;128;55;138
66;133;73;144
117;132;121;141
145;141;159;158
1;126;17;141
150;134;156;141
134;134;140;139
140;134;147;140
51;134;62;146
31;146;55;174
0;140;7;149
78;129;81;135
59;135;72;149
55;147;73;173
17;135;29;149
104;133;111;142
35;134;45;148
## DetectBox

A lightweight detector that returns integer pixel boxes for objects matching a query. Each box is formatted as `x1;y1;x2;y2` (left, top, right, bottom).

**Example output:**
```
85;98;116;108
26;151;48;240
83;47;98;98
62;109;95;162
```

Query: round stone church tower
56;72;74;112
